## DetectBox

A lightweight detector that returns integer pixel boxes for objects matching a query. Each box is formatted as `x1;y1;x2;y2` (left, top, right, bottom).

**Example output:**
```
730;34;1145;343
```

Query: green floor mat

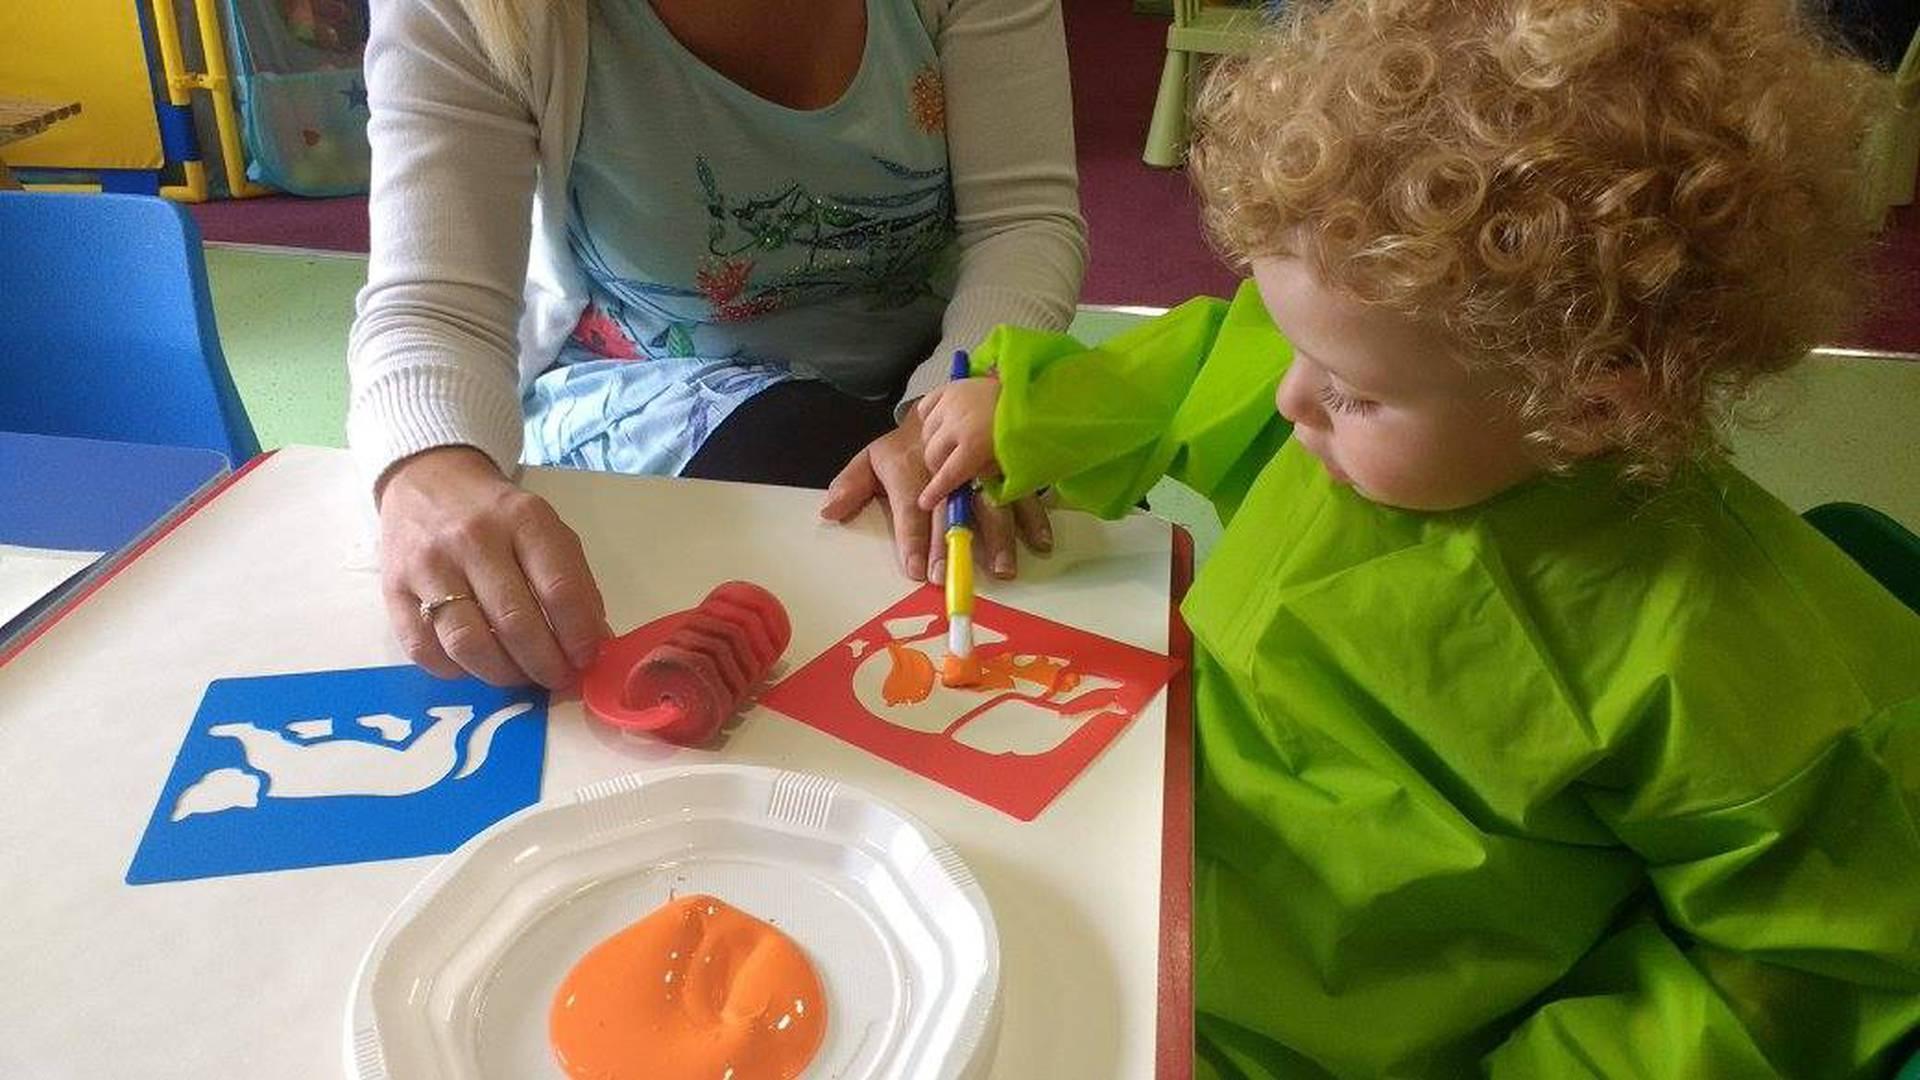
205;246;362;450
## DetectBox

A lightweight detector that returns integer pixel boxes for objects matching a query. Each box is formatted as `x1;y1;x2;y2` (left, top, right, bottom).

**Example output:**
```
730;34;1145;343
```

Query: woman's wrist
374;445;504;508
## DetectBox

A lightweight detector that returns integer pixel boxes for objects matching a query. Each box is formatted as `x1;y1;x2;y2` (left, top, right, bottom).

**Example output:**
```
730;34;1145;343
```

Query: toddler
918;0;1920;1075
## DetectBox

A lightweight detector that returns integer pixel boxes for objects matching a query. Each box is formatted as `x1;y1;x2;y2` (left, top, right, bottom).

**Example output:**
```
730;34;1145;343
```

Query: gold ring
417;592;474;623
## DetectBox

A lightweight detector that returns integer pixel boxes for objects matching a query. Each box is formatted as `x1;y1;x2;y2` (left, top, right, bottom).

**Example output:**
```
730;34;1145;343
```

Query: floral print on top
525;0;956;477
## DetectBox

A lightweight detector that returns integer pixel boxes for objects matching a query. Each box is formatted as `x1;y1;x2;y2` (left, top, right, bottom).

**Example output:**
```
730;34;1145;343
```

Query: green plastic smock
973;282;1920;1078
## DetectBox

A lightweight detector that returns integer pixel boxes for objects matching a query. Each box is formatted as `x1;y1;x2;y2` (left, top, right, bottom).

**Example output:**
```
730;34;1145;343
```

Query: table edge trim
0;449;277;669
1156;523;1196;1080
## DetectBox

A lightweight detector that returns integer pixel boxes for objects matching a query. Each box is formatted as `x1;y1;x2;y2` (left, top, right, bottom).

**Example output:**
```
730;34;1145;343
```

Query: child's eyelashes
1317;385;1378;417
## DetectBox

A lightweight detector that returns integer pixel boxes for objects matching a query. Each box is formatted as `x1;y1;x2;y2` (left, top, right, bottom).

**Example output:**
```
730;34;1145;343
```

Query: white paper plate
346;765;1000;1079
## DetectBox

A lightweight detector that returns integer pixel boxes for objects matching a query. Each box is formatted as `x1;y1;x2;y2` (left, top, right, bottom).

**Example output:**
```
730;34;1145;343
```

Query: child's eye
1317;385;1378;417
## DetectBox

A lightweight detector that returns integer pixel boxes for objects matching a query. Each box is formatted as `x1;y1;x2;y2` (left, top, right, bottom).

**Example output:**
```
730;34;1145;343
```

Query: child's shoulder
1490;460;1919;813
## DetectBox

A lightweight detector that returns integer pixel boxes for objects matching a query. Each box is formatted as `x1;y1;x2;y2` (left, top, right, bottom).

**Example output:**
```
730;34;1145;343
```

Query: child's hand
915;378;1002;511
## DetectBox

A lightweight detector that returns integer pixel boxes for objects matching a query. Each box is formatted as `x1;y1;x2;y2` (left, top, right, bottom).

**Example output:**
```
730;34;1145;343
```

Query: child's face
1253;257;1543;512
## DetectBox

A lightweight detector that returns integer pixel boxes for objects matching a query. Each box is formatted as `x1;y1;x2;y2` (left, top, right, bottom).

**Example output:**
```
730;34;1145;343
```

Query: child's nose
1275;362;1322;427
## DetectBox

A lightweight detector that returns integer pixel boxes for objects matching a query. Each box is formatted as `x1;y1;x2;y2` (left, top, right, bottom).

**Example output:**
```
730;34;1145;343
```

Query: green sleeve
974;280;1293;523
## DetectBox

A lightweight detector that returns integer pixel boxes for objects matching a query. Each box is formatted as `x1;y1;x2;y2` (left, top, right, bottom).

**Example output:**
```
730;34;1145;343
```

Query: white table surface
0;446;1179;1079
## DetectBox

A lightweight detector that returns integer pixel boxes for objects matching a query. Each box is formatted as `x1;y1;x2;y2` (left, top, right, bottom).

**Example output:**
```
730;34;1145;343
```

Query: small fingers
921;455;977;511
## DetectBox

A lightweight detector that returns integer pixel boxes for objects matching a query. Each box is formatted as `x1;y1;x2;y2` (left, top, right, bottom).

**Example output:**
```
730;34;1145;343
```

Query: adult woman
350;0;1085;688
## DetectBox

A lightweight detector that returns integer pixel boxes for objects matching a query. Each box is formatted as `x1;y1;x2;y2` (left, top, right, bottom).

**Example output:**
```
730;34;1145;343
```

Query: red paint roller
582;581;792;746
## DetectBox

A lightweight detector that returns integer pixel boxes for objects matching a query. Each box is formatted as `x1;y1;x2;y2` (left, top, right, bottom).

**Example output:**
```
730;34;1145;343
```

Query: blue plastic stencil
128;665;547;885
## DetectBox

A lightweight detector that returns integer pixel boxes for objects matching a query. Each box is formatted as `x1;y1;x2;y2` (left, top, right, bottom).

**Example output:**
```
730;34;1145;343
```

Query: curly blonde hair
1190;0;1889;478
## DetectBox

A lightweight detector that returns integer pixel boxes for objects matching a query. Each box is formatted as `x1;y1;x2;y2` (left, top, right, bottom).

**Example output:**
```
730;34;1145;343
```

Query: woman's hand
820;408;1051;584
376;446;609;689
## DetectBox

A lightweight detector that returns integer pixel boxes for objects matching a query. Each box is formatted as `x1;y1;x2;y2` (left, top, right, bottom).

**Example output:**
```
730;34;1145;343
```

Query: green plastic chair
1804;502;1920;615
1863;17;1920;217
1143;0;1268;167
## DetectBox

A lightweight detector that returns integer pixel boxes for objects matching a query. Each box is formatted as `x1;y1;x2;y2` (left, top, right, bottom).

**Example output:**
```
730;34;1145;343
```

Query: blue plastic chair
0;192;259;463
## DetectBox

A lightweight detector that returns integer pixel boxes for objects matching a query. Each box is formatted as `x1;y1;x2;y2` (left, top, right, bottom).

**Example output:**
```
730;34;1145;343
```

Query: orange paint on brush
882;641;936;704
940;652;983;688
550;894;827;1080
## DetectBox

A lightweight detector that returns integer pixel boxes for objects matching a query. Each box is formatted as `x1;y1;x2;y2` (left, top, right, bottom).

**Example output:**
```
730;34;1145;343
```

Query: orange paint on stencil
550;894;827;1080
882;641;936;704
966;652;1075;695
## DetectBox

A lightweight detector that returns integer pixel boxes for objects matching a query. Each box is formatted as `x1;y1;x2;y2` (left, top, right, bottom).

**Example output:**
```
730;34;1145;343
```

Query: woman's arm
351;0;607;691
819;0;1084;585
349;0;541;488
903;0;1088;405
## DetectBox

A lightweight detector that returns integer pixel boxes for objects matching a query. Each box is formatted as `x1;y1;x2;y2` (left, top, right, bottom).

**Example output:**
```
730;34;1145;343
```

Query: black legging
680;379;902;489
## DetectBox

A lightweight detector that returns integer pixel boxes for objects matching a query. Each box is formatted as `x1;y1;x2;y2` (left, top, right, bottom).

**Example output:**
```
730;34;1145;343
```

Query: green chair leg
1145;47;1192;168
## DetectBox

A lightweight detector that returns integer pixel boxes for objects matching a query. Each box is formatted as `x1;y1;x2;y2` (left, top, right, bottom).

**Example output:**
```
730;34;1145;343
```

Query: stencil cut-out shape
205;702;531;799
950;699;1091;756
171;767;262;821
453;703;529;779
128;666;548;885
356;712;413;741
763;587;1179;820
884;614;938;639
846;639;870;659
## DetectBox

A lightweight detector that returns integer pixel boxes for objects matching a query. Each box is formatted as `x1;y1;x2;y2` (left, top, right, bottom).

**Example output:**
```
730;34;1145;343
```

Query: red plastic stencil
761;586;1179;820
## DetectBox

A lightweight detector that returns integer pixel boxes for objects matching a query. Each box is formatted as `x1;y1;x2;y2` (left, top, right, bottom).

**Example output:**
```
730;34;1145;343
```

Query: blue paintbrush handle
944;349;974;529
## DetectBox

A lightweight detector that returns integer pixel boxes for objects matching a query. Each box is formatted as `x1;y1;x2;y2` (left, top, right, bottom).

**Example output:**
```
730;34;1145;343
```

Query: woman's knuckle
442;516;492;551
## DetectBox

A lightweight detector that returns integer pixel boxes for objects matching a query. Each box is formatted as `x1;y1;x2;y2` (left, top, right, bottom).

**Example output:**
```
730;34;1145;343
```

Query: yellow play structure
0;0;269;201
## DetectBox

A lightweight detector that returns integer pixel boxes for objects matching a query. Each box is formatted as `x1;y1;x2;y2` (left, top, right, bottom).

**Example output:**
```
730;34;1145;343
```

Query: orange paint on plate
550;895;827;1080
882;641;936;704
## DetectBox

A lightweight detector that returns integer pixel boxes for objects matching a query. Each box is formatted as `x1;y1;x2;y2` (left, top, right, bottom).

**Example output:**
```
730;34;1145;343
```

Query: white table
0;446;1193;1079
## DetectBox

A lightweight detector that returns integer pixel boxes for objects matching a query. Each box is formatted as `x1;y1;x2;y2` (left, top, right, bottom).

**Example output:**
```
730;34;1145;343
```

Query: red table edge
1158;524;1196;1080
0;449;278;670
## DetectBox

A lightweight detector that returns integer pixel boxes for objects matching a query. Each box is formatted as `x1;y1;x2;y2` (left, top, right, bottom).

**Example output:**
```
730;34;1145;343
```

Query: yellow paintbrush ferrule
944;527;974;621
942;525;979;685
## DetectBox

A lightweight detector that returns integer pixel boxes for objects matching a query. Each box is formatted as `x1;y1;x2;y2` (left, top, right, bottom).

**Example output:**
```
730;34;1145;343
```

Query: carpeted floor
187;0;1920;352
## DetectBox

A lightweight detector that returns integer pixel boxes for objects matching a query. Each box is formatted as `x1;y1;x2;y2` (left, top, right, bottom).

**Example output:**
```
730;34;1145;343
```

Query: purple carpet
187;0;1918;353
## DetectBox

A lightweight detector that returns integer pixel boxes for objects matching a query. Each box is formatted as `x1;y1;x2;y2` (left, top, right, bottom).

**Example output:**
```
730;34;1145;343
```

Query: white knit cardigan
347;0;1088;489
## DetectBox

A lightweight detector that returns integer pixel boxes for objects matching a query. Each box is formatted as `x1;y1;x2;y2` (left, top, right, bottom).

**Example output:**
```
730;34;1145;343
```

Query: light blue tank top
524;0;956;475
